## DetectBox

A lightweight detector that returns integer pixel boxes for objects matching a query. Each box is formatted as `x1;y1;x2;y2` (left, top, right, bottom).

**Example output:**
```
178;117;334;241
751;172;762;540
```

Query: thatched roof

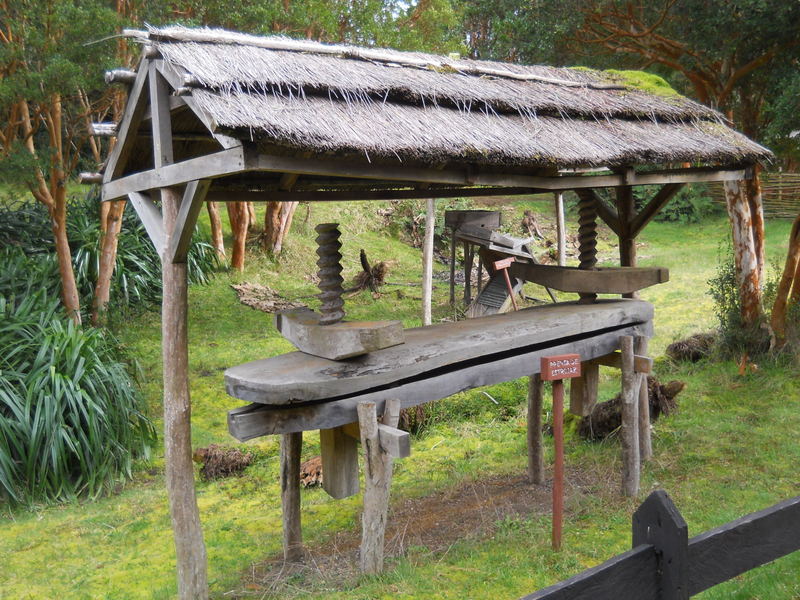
131;26;770;170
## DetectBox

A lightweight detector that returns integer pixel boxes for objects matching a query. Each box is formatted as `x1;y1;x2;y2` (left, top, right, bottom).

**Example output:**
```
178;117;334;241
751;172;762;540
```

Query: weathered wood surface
520;544;658;600
319;426;359;499
569;362;599;417
444;209;501;230
280;431;303;561
228;319;652;440
687;494;800;595
275;308;404;360
509;263;669;294
619;336;640;497
127;192;165;253
634;336;652;462
422;198;435;326
590;350;652;374
554;193;566;266
358;399;401;574
170;179;211;263
226;300;653;406
527;374;544;484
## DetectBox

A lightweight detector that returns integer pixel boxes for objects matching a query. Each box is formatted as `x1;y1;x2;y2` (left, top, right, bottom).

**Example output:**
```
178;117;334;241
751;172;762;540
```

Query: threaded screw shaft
577;190;598;270
315;223;345;325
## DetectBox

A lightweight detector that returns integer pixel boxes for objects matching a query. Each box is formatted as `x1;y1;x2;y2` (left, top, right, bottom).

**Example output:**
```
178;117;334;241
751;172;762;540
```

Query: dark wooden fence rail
521;491;800;600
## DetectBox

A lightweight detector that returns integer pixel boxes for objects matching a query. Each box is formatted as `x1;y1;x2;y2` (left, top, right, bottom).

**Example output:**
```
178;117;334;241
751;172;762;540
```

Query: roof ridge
126;25;625;91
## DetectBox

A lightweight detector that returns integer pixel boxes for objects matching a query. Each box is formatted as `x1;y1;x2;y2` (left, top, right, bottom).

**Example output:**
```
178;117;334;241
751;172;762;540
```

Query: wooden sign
541;354;581;381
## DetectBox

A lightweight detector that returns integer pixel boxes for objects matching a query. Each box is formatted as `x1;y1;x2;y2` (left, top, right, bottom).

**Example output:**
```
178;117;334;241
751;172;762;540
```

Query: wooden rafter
170;179;211;263
630;183;685;237
127;191;165;253
102;58;150;183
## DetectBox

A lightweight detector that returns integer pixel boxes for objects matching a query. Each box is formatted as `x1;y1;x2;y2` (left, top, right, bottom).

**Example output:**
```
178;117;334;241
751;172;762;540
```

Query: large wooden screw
314;223;345;325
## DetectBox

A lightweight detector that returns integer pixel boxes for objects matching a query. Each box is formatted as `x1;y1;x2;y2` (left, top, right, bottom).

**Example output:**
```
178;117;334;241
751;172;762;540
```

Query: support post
616;185;637;299
575;189;598;303
554;192;566;267
449;227;456;305
464;242;473;304
358;399;401;574
280;431;303;562
422;198;435;326
527;374;544;485
569;362;599;417
620;335;640;497
552;378;565;551
634;336;652;462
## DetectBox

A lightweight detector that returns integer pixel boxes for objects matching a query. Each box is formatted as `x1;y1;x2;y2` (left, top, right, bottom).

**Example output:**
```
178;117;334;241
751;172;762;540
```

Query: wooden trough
225;299;654;567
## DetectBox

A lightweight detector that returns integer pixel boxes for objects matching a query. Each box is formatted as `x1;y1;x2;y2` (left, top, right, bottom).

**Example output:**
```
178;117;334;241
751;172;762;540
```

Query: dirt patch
230;467;605;598
231;283;305;313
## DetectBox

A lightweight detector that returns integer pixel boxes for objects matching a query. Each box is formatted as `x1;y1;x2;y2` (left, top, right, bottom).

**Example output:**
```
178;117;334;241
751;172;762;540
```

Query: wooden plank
127;192;165;254
422;198;435;325
619;336;640;497
634;336;652;462
591;191;622;237
590;351;652;374
377;424;410;459
688;495;800;595
102;146;247;201
444;210;502;230
103;58;149;183
208;187;539;203
510;263;669;294
226;300;654;405
319;426;359;499
554;193;566;266
280;432;303;561
227;320;652;439
520;544;658;600
169;179;211;263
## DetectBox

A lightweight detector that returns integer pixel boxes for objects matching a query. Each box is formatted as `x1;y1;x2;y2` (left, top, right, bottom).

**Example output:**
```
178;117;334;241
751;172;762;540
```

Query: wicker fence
709;172;800;217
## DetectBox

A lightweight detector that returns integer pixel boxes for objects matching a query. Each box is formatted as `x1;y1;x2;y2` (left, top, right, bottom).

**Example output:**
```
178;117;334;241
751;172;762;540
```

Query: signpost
540;353;581;550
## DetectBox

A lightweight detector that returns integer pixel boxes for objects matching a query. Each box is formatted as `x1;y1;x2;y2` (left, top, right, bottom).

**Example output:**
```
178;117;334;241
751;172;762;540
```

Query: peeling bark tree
226;201;250;271
771;213;800;346
723;180;763;328
206;202;226;259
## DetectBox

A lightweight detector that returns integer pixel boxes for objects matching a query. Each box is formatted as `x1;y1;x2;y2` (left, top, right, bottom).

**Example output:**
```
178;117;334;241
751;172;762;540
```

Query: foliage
604;69;681;98
707;241;770;356
0;191;220;316
647;184;721;224
0;257;155;506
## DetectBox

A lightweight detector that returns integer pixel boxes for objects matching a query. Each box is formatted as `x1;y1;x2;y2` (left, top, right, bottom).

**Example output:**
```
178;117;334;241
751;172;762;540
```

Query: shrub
648;183;721;224
0;280;155;506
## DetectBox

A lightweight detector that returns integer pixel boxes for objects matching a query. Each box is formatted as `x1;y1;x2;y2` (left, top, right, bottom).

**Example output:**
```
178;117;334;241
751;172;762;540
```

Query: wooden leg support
527;374;545;484
280;431;303;562
358;398;403;574
620;336;641;497
569;362;599;417
634;336;652;462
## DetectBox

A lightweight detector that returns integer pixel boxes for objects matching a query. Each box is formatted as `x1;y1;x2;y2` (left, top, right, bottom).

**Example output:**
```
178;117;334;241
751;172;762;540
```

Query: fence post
632;490;689;600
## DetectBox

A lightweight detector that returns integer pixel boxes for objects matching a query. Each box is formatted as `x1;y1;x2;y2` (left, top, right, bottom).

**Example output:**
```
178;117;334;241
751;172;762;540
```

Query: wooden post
620;335;640;497
723;180;762;328
527;374;544;485
464;242;473;304
449;227;456;305
151;60;209;599
634;336;652;462
320;426;359;499
554;192;566;267
280;431;303;561
422;198;435;326
569;362;599;417
616;186;637;299
358;399;401;574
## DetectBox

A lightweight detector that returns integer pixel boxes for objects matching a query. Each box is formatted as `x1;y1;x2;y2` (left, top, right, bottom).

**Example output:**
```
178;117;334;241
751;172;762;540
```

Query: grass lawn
0;197;797;599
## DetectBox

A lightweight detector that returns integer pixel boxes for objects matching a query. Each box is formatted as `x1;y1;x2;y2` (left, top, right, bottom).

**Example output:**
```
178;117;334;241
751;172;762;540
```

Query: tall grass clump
0;249;155;506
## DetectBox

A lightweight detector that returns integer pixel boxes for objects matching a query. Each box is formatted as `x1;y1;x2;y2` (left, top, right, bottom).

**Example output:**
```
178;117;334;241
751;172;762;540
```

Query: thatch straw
127;26;771;169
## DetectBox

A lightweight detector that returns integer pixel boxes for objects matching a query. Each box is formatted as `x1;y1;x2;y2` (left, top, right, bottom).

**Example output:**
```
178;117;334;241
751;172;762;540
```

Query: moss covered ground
0;197;797;598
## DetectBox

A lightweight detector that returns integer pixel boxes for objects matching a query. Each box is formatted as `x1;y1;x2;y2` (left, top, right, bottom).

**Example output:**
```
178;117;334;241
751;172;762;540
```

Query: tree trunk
263;200;283;252
723;180;762;328
745;167;766;286
227;202;249;271
771;213;800;345
161;186;209;599
92;200;127;325
275;201;299;254
206;202;225;259
50;196;82;325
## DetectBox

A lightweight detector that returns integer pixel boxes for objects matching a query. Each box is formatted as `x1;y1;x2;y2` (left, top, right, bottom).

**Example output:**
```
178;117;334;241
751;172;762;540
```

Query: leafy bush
0;190;220;316
0;269;155;506
647;183;721;224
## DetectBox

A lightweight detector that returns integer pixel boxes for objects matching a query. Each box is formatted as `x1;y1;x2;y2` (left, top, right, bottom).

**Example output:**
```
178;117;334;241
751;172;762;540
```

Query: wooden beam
280;432;303;562
89;122;117;137
630;183;685;237
509;263;669;294
149;62;174;169
170;180;211;263
127;192;165;253
105;68;136;85
590;351;652;374
103;59;149;183
527;374;545;484
620;335;641;497
590;191;622;237
142;95;187;122
102;146;246;201
206;186;542;203
320;426;359;499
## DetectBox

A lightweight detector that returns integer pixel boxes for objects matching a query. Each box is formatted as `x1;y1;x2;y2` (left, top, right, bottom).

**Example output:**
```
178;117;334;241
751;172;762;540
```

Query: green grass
0;197;797;599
